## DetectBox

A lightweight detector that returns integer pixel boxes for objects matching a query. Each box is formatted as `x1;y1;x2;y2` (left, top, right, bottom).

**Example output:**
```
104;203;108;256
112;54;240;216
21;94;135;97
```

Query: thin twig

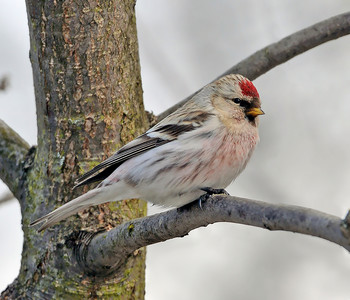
158;12;350;121
0;191;14;206
0;76;9;91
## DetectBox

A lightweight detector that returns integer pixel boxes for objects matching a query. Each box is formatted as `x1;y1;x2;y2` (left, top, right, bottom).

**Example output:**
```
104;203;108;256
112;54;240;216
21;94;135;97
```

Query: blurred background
1;1;350;299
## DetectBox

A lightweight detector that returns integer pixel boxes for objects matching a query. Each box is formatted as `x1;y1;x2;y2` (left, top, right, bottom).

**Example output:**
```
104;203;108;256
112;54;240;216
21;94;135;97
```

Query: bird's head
210;74;264;128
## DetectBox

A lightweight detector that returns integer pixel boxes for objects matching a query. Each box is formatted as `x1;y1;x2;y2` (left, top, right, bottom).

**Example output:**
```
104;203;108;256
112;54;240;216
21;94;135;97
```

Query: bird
30;74;264;232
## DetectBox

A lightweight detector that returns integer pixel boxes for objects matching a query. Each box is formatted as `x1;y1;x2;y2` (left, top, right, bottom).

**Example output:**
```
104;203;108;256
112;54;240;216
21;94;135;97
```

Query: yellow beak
246;107;265;118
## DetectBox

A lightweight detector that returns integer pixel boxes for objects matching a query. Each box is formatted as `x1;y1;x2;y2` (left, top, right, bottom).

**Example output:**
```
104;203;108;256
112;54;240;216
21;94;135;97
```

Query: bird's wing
73;136;170;188
74;104;214;188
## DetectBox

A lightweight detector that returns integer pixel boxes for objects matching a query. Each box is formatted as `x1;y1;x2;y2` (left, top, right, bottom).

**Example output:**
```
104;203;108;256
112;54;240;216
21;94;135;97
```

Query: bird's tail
30;183;136;232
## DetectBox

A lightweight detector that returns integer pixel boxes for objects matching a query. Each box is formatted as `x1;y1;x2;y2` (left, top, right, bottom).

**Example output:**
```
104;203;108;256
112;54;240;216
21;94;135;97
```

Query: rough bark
1;0;148;299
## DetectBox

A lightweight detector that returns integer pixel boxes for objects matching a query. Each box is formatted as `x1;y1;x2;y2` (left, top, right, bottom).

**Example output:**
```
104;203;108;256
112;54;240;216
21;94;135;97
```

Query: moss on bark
1;1;148;299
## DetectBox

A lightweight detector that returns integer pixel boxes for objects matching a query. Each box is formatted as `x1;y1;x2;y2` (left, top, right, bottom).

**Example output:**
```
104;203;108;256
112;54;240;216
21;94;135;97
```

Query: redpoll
31;74;264;231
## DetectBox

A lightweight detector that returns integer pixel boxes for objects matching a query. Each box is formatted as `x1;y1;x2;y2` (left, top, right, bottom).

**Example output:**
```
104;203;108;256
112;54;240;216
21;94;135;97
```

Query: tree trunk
1;0;148;298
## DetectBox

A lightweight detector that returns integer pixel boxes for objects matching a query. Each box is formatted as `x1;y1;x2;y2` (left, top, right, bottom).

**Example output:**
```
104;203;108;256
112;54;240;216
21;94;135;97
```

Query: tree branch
0;191;14;206
73;195;350;276
0;119;30;199
158;11;350;121
0;75;9;91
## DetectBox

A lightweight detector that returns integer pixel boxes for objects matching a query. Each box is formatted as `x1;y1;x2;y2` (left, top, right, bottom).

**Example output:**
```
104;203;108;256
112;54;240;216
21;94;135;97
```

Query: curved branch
158;12;350;120
0;119;30;199
0;191;14;206
74;195;350;276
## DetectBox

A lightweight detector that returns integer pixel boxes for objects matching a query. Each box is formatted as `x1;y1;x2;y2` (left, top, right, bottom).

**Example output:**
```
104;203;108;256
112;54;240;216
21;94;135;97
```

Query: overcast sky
1;1;350;299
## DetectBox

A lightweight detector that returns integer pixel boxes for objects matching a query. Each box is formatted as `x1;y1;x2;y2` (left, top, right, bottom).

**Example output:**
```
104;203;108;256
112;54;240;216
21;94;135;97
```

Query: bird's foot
200;187;229;196
177;193;212;212
198;187;229;209
198;193;210;210
177;188;229;212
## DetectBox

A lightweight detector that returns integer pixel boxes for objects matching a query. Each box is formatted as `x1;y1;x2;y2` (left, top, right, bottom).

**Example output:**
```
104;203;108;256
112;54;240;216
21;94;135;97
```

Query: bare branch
158;12;350;121
73;195;350;276
0;119;30;199
0;191;14;206
0;75;9;91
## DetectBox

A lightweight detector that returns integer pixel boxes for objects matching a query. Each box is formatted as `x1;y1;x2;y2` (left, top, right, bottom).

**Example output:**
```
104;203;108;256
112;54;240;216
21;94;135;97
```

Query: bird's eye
233;98;241;104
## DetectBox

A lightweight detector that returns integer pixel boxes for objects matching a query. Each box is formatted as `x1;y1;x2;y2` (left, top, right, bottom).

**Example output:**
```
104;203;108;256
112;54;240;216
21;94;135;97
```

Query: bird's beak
246;107;265;118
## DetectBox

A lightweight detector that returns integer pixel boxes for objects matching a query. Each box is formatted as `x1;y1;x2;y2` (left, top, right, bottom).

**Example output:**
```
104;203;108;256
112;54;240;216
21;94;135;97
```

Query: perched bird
31;74;264;232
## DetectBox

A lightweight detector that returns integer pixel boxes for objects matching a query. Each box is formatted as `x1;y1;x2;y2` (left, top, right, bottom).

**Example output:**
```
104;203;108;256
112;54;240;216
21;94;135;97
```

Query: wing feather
74;136;169;188
74;103;214;188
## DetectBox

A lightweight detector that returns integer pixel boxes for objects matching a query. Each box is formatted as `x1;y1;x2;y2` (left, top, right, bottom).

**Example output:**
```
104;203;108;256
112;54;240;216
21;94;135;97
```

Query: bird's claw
198;193;210;210
200;187;229;196
177;188;230;212
198;187;230;209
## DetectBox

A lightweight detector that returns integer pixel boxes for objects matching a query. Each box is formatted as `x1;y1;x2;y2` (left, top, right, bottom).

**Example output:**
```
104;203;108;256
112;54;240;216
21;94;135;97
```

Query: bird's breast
197;128;259;187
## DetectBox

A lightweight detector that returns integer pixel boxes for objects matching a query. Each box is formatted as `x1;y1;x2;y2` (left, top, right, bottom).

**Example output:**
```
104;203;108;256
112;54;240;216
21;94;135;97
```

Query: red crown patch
239;80;259;98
